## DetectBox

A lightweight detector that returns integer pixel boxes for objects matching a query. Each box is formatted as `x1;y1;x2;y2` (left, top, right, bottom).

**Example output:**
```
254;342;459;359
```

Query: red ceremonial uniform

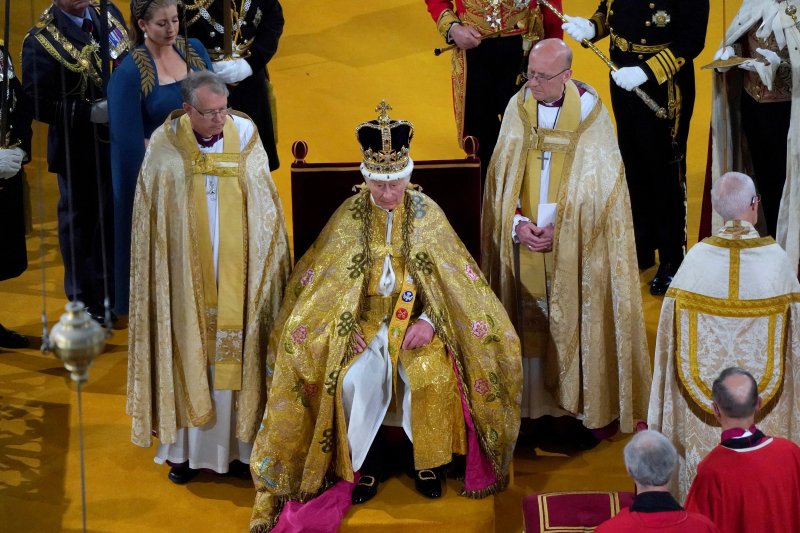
424;0;562;183
685;436;800;533
595;508;719;532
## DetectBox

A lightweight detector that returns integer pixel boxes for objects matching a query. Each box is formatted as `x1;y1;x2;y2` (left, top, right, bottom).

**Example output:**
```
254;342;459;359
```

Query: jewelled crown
356;100;414;181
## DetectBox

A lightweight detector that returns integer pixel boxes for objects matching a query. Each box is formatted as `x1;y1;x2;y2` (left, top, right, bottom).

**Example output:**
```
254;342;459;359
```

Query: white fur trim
360;158;414;181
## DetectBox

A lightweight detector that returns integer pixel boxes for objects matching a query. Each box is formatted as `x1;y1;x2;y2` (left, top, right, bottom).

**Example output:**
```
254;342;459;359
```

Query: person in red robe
595;430;719;532
685;367;800;533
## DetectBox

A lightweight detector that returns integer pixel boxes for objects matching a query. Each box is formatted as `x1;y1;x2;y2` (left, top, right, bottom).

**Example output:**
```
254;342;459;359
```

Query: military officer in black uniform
563;0;709;295
184;0;284;170
22;0;129;323
0;43;33;349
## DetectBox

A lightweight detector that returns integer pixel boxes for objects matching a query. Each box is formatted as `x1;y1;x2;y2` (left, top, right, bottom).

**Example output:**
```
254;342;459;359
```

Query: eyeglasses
522;68;569;82
751;193;761;207
192;105;231;119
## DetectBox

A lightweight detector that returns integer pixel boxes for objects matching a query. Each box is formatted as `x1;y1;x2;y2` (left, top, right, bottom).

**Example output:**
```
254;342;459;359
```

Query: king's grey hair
181;70;229;108
623;430;678;487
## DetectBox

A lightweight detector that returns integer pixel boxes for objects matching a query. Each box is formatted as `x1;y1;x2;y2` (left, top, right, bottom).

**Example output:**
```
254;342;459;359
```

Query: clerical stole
518;81;581;358
176;114;245;390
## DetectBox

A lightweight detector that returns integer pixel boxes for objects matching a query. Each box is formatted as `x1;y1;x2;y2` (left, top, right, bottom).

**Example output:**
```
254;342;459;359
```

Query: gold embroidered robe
126;110;291;448
481;81;651;431
249;187;521;532
648;221;800;500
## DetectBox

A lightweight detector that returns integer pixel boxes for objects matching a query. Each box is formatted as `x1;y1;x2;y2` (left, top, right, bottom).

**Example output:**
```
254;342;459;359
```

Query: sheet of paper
537;203;557;227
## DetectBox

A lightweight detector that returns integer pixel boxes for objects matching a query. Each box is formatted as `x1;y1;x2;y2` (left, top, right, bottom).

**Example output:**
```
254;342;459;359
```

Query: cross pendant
536;152;550;171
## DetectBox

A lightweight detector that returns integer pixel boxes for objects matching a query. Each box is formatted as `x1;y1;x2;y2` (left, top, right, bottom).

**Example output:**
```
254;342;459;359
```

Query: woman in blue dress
109;0;211;316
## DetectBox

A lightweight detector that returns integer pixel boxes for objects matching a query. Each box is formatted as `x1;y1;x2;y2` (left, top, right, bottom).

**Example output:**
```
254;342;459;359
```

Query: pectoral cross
536;152;550;171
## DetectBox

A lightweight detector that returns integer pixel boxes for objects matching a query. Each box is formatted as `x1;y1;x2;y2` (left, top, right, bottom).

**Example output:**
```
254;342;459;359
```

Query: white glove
739;47;782;90
713;45;736;72
611;66;648;91
561;15;595;43
212;58;254;84
90;99;108;124
0;147;25;179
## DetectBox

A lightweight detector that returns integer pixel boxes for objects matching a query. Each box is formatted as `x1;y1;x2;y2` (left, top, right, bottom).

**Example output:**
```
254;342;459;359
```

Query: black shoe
0;324;29;349
649;262;680;296
229;459;252;480
414;469;442;499
168;464;198;485
88;310;118;329
352;474;380;504
569;423;600;451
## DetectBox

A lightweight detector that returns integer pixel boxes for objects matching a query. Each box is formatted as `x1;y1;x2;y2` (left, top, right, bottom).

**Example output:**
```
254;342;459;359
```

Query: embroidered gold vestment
126;110;291;448
481;81;651;431
648;221;800;500
249;188;521;532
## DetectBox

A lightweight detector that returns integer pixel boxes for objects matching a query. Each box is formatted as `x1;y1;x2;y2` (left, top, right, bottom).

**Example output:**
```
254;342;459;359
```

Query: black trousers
0;170;28;281
56;170;114;314
741;93;791;238
610;66;695;266
464;35;525;186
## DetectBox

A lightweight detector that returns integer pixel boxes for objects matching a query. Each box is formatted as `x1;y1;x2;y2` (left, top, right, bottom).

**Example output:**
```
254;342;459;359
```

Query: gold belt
610;32;670;54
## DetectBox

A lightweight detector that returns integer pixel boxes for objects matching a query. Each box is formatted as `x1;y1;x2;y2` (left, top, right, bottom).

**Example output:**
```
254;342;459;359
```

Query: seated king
249;102;521;532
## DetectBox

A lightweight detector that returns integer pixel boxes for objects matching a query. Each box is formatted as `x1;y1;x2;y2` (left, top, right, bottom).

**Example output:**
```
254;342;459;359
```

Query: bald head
530;38;573;71
712;367;759;420
526;39;573;102
711;171;758;224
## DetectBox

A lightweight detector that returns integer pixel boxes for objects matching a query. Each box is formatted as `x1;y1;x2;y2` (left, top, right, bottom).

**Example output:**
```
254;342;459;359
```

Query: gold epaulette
645;48;684;85
436;9;461;41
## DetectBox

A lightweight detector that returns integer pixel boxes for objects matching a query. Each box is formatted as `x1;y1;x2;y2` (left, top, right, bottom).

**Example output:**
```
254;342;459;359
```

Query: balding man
595;430;719;532
648;172;800;499
685;368;800;533
482;38;650;447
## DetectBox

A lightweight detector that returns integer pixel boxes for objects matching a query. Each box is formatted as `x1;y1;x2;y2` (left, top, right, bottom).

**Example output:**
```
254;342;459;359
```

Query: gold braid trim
666;288;800;316
436;9;461;41
176;36;208;72
341;187;372;367
703;235;777;249
645;49;684;85
131;47;155;96
460;473;510;499
590;12;609;40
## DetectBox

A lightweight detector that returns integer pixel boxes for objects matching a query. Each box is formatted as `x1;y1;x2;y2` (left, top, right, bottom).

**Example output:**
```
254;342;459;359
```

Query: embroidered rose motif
303;383;319;397
474;378;490;395
465;263;479;281
471;320;489;339
291;325;308;344
300;268;315;287
395;308;409;321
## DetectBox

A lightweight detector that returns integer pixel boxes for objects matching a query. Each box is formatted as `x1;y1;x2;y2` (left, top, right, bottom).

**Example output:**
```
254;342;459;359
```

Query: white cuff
512;214;531;243
417;312;435;332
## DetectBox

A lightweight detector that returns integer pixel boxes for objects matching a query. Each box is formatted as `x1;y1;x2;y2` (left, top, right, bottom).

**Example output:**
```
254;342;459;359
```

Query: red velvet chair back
290;137;482;263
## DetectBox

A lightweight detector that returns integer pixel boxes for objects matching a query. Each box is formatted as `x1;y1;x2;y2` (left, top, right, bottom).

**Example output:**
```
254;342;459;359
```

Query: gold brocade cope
127;109;291;449
176;114;245;390
481;81;651;431
249;188;521;532
517;82;581;357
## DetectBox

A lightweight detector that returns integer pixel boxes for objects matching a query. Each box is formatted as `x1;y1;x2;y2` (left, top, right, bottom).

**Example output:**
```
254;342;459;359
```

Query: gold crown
356;100;414;177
